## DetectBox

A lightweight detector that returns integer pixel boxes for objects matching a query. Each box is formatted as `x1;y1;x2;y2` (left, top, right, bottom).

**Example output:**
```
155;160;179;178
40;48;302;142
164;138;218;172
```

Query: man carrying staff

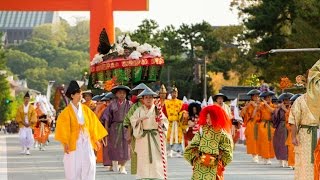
130;87;168;179
123;83;149;174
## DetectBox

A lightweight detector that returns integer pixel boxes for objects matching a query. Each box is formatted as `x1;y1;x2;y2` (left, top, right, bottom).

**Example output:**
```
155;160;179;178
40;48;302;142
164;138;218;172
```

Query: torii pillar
0;0;149;60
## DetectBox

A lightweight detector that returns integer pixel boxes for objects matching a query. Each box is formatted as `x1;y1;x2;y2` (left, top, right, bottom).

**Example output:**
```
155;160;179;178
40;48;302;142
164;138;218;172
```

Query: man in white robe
130;88;169;179
16;92;37;155
55;80;107;180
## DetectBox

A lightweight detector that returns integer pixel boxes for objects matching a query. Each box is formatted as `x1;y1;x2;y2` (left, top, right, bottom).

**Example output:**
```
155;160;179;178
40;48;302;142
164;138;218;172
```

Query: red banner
90;56;164;73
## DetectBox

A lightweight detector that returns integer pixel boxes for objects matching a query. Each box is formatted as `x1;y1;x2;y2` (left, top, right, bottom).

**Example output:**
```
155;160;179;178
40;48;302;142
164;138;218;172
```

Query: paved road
0;133;294;180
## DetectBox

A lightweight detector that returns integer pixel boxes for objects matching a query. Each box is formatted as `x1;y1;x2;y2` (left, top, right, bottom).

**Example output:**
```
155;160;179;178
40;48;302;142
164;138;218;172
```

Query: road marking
0;135;8;180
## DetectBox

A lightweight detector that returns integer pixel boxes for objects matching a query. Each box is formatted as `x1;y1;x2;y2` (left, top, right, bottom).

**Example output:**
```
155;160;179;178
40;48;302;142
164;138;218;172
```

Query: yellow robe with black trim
16;104;37;128
164;99;188;144
55;104;108;152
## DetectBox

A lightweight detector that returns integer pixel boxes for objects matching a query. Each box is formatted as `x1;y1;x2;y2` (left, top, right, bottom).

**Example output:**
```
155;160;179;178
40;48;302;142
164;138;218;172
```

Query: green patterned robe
123;101;142;174
184;125;233;180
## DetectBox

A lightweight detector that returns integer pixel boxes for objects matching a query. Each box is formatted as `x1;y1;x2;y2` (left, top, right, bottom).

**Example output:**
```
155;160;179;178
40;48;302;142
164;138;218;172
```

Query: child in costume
184;105;233;180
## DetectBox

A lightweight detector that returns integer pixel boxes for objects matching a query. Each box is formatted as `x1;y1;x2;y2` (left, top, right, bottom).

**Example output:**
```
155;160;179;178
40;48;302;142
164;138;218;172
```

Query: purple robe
272;108;288;160
101;99;131;163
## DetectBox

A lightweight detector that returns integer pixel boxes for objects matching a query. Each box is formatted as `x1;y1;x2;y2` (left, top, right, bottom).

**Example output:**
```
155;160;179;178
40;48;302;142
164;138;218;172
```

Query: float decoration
89;28;164;89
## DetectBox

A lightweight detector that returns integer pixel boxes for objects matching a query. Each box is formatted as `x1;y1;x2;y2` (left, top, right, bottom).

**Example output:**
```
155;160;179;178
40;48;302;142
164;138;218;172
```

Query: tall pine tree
0;33;14;124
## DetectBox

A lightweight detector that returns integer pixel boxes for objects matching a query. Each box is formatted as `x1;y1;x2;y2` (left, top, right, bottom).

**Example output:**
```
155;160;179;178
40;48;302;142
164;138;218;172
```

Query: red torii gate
0;0;149;60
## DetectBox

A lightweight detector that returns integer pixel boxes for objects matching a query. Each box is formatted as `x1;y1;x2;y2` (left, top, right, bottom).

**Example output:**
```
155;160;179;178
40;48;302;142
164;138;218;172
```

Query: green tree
130;19;162;46
0;33;14;124
5;49;48;78
66;20;90;52
32;23;68;46
232;0;320;85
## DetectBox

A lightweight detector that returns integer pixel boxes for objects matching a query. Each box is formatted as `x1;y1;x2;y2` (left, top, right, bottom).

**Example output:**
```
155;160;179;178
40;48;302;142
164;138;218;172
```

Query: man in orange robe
258;91;276;164
241;89;261;163
82;90;96;111
94;93;113;163
286;94;300;168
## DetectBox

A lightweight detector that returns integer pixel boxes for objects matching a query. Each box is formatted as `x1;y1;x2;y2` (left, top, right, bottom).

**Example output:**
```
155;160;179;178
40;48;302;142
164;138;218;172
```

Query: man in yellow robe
16;92;37;155
55;80;107;180
163;85;188;157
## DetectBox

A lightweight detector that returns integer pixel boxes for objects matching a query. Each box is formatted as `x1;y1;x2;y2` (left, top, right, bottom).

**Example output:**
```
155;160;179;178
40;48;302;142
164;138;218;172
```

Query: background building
0;11;59;45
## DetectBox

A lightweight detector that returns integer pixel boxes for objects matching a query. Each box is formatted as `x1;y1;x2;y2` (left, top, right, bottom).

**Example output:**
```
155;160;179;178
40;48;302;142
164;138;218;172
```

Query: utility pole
203;56;208;101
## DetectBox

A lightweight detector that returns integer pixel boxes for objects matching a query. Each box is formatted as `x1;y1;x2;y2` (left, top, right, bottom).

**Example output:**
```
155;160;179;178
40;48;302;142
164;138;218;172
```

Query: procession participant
158;84;167;107
258;91;276;165
82;90;96;111
213;93;232;119
93;93;107;119
163;85;188;157
290;60;320;180
230;99;243;147
98;92;114;167
242;89;261;163
123;83;149;174
101;85;132;174
16;92;37;155
34;102;51;151
130;88;169;179
273;92;293;167
290;92;318;178
93;93;106;164
55;80;107;180
286;94;300;168
184;105;233;180
184;102;201;147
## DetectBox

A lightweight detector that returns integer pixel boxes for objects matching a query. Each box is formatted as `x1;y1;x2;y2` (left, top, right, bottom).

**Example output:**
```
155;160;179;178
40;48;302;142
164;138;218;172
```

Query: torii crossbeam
0;0;149;60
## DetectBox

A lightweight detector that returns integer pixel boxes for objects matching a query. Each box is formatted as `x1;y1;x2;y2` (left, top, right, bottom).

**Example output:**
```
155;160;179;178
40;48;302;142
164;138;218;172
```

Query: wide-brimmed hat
212;93;228;102
278;92;294;101
101;92;115;101
111;85;131;94
130;83;149;95
247;89;261;96
82;90;93;97
137;87;158;98
290;94;301;102
92;94;102;101
65;80;81;98
259;91;275;98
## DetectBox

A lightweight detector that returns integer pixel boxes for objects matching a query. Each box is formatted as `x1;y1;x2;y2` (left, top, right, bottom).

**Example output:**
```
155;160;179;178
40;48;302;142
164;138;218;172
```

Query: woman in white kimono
130;87;169;180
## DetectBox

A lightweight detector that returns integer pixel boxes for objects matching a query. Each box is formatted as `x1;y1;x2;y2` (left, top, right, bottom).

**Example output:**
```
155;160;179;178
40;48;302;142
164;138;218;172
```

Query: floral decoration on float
89;28;164;89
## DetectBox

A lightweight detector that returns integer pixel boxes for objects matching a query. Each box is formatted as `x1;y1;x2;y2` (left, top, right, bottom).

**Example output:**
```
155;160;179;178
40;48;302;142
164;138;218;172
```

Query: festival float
88;28;164;90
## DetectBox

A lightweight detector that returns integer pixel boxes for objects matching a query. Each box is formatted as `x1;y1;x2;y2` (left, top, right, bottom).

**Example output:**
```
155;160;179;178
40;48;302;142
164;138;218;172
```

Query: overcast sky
59;0;240;31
